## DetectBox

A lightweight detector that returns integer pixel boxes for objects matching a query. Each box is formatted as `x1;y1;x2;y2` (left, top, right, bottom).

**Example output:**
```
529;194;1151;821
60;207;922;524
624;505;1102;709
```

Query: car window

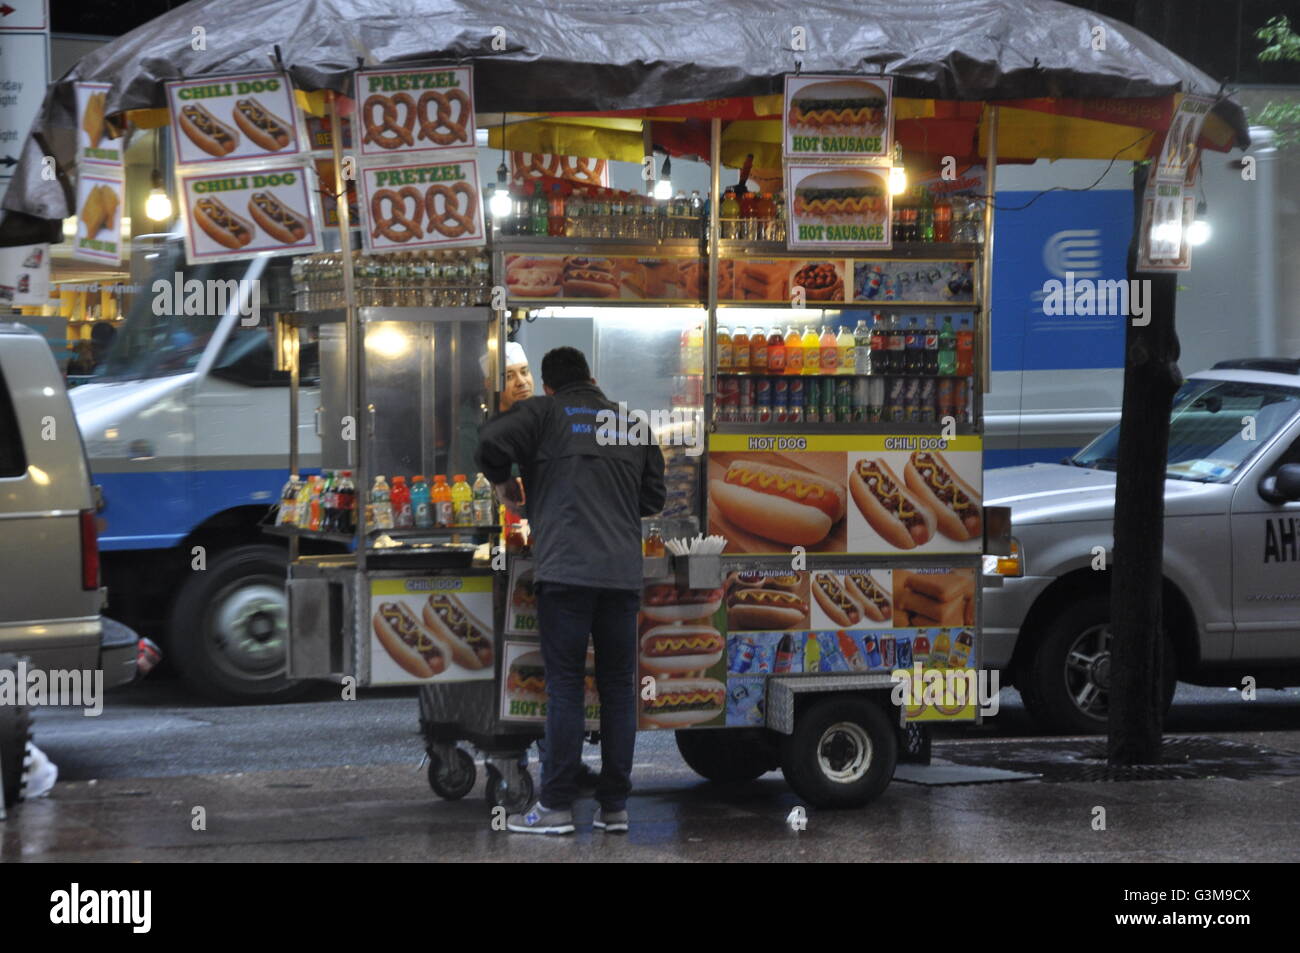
0;364;27;478
1073;378;1300;482
209;326;320;387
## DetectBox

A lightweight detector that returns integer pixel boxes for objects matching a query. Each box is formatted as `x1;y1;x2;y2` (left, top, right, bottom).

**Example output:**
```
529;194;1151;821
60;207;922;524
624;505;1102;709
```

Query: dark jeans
535;582;640;812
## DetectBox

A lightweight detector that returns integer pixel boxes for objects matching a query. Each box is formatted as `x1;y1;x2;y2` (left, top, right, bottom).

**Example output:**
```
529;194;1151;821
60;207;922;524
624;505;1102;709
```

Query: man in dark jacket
476;346;665;834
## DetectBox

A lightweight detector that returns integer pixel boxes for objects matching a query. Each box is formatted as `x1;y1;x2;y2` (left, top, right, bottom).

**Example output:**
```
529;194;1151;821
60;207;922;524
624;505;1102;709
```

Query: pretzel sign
424;182;477;238
370;186;424;243
362;93;417;150
416;89;471;146
510;151;608;187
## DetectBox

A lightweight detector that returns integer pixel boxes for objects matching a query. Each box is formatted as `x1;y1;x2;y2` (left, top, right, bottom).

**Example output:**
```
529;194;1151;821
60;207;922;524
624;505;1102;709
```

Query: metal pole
327;90;366;570
706;118;721;401
980;105;998;394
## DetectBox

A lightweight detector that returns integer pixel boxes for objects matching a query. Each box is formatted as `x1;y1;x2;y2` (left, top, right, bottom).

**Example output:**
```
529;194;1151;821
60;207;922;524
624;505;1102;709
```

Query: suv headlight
983;537;1023;578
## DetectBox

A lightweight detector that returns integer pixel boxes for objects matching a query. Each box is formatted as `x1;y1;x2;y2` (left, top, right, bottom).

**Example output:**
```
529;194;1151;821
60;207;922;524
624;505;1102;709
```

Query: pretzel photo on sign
511;151;607;186
362;93;416;150
424;181;478;239
370;186;425;243
416;89;471;146
557;156;606;184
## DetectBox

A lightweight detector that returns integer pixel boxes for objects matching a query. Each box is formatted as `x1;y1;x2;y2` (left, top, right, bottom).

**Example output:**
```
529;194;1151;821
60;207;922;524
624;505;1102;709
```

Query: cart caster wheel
428;747;476;800
779;695;897;809
485;764;535;815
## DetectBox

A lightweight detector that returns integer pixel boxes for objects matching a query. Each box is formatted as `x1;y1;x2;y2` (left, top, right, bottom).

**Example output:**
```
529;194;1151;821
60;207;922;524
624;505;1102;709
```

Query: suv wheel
169;544;308;704
1020;592;1177;734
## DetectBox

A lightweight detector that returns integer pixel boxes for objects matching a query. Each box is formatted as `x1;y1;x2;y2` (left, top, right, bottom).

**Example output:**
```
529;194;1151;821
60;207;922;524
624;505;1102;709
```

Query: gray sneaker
506;802;575;835
593;807;629;833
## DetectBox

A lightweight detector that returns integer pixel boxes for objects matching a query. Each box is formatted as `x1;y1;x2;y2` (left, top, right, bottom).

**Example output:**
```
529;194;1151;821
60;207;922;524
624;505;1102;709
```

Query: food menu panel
353;66;475;159
636;581;729;730
785;163;892;251
707;434;983;556
358;155;485;252
368;577;494;686
499;640;601;729
718;256;975;305
718;568;979;725
178;162;323;263
166;72;303;167
784;74;893;160
505;253;705;302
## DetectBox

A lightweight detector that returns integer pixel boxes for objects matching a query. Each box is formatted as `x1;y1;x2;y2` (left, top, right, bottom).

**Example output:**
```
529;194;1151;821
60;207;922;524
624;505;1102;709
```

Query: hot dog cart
264;75;1004;813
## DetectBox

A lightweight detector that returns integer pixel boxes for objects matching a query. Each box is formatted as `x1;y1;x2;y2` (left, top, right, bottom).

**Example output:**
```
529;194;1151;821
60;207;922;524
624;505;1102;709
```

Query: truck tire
1020;592;1178;734
0;654;33;809
169;544;308;704
675;728;779;783
779;695;897;809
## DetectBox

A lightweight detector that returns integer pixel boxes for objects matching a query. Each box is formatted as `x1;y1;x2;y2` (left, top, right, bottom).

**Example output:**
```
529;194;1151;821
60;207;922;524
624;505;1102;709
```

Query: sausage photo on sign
639;624;725;675
726;587;809;630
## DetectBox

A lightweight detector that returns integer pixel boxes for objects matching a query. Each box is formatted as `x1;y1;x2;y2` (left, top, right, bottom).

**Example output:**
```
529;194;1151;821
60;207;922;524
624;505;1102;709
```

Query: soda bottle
869;377;885;422
820;376;836;423
734;636;757;674
801;325;821;375
934;195;953;243
887;314;906;375
836;378;853;422
923;315;939;375
853;318;871;375
530;182;548;236
371;475;394;530
547;184;566;237
949;629;973;668
391;476;413;529
751;326;768;374
938;315;957;375
318;470;336;532
755;376;772;424
772;377;788;422
956;316;975;376
819;325;838;375
431;475;453;527
739;189;757;240
784;326;804;375
451;474;474;526
836;324;854;375
766;328;786;373
905;317;923;374
732;326;750;374
919;189;935;243
787;377;804;425
336;470;356;534
868;313;885;374
689;190;704;239
774;633;796;674
276;476;300;526
913;634;931;666
515;182;534;236
308;474;326;531
411;475;433;529
716;326;733;373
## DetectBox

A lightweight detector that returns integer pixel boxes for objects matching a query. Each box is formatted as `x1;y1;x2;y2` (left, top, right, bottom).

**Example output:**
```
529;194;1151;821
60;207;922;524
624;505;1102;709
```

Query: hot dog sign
354;66;475;157
359;157;485;252
178;163;324;263
166;72;303;167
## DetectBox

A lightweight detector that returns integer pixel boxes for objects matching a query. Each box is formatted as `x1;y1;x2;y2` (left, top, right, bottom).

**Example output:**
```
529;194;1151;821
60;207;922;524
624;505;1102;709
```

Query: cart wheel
484;764;535;815
675;728;778;782
428;747;477;800
779;695;897;809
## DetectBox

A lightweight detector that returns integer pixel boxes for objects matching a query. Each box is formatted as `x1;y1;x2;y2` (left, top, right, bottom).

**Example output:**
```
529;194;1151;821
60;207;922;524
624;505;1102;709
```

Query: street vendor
476;346;665;835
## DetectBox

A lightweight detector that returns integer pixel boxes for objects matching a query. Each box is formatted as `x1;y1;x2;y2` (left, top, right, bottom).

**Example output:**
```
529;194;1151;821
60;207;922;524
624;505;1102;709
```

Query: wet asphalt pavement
4;680;1300;862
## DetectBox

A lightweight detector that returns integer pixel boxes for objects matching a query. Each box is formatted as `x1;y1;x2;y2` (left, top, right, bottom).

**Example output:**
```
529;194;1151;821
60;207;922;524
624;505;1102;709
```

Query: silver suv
983;360;1300;733
1;323;136;805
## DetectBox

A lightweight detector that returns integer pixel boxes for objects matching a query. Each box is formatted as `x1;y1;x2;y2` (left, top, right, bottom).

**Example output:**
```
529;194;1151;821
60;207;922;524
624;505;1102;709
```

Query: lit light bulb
889;165;907;195
653;178;673;201
1186;218;1210;246
145;188;173;222
490;186;512;219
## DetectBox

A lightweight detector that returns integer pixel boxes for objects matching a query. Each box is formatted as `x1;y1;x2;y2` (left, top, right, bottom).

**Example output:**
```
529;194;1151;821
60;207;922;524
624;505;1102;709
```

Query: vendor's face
501;363;533;410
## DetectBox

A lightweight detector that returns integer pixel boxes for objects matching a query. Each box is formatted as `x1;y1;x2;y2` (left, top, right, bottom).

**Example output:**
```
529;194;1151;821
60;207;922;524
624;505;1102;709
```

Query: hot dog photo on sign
808;569;893;629
708;452;848;554
846;449;982;554
166;72;302;166
180;164;322;262
370;585;495;686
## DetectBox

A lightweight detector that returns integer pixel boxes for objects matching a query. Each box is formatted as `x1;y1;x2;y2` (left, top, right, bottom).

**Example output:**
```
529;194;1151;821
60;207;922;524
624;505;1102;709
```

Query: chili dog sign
354;66;475;158
166;71;303;167
177;163;323;263
359;156;485;252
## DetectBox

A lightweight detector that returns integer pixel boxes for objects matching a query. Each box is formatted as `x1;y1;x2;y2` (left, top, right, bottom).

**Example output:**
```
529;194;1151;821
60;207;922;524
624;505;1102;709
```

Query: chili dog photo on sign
354;66;475;158
359;155;485;252
369;577;495;687
178;162;323;263
846;446;983;554
166;72;303;167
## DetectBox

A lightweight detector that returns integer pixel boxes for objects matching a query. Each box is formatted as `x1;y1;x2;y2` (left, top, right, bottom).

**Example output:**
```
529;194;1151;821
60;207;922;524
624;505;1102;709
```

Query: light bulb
145;188;173;222
1186;218;1210;246
653;178;673;201
889;165;907;195
489;186;512;219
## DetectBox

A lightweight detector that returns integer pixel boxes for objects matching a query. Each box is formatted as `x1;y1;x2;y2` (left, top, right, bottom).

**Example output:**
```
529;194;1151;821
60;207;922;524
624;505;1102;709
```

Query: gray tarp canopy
0;0;1249;244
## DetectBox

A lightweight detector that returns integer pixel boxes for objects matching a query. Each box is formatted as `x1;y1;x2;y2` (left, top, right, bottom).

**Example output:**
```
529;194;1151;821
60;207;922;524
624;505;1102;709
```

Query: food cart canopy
1;0;1249;242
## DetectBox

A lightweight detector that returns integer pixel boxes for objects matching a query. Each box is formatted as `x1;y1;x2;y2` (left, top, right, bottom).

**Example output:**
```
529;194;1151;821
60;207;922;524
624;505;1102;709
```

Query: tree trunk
1108;161;1181;765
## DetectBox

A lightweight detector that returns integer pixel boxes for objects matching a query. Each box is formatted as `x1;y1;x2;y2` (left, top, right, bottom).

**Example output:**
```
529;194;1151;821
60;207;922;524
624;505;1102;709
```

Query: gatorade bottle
801;325;821;375
837;324;854;375
472;473;494;526
819;325;839;375
432;475;453;527
938;315;957;376
391;476;413;529
371;475;394;530
451;474;474;526
411;475;433;529
804;632;823;673
767;328;786;373
784;326;804;374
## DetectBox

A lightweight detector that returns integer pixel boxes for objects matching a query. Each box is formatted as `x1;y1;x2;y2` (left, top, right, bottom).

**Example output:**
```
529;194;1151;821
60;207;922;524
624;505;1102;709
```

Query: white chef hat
480;340;528;377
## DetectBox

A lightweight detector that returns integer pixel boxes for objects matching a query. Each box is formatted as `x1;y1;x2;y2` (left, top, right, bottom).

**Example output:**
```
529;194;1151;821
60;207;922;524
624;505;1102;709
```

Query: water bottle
472;473;494;527
370;475;393;530
853;318;871;375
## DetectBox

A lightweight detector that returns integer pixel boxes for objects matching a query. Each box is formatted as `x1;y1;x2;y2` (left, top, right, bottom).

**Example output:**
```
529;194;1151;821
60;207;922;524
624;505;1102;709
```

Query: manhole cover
935;736;1300;783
